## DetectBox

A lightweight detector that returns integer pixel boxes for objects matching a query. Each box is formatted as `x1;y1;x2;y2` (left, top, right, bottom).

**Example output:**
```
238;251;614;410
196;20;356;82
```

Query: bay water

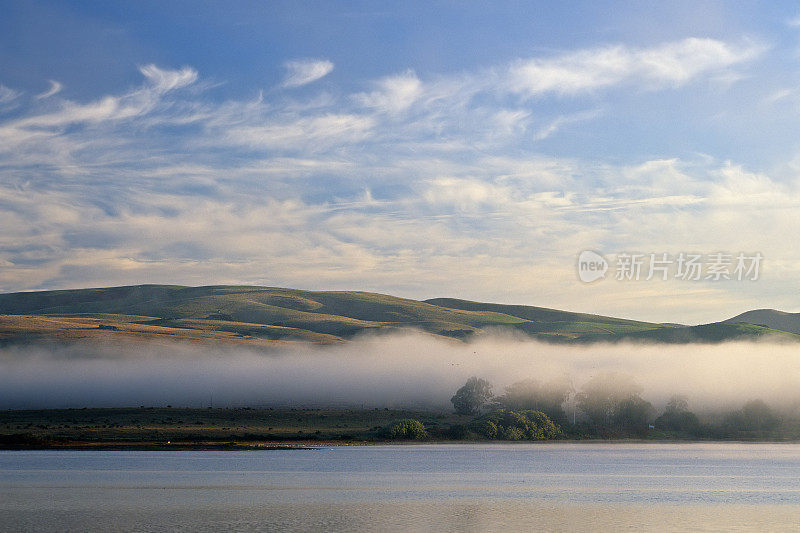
2;443;800;531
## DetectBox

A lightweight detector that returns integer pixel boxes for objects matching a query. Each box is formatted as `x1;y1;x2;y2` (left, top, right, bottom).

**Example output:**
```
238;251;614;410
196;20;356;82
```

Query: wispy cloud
223;113;375;152
139;64;198;93
35;80;62;100
354;70;423;114
1;65;199;152
281;58;334;88
532;109;602;141
0;85;21;110
507;38;762;96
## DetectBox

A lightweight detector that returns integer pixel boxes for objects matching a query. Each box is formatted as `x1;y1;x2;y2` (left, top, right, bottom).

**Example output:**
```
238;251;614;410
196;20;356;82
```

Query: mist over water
1;331;799;411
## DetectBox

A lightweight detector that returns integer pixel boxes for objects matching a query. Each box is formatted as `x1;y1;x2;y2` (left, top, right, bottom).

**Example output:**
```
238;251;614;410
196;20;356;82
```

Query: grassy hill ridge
723;309;800;335
0;284;796;346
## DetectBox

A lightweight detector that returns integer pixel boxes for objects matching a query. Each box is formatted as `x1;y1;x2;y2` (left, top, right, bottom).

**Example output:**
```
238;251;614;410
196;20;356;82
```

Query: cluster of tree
653;397;783;439
723;399;780;432
575;373;654;436
450;375;572;424
450;373;787;440
383;418;428;440
497;376;572;424
468;409;561;441
450;377;564;440
654;395;700;434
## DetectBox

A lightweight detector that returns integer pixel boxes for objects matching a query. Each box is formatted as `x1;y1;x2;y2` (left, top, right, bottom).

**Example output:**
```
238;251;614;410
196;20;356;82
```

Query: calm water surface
2;443;800;531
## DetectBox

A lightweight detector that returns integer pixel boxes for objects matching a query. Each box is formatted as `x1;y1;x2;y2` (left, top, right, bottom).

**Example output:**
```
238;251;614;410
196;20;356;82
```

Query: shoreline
3;406;797;450
5;437;800;451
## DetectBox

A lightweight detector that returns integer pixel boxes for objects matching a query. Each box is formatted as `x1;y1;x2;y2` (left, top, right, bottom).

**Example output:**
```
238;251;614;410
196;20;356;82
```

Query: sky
1;1;800;323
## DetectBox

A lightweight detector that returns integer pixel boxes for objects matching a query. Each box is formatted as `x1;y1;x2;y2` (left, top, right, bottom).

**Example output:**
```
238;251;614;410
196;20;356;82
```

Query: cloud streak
282;58;334;88
35;80;63;100
507;38;761;96
0;86;20;102
139;64;198;93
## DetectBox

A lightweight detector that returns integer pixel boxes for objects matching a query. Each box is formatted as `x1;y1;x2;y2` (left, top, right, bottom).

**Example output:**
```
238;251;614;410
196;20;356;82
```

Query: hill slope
0;285;795;346
0;285;530;345
573;322;800;344
723;309;800;335
424;298;660;337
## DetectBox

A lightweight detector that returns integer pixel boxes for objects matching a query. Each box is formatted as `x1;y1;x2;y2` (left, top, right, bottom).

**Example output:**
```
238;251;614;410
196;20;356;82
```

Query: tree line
449;373;786;440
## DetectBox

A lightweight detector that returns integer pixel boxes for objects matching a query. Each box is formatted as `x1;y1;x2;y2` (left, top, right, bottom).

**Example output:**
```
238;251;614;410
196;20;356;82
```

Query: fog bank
1;332;798;411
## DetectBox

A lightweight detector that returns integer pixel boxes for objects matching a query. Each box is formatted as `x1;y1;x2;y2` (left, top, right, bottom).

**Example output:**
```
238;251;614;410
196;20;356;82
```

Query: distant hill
573;322;800;344
423;298;800;343
423;297;662;337
723;309;800;335
0;285;534;346
0;284;795;346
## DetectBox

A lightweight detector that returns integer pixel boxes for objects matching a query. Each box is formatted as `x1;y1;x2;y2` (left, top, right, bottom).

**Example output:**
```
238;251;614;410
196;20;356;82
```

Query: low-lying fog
1;331;798;412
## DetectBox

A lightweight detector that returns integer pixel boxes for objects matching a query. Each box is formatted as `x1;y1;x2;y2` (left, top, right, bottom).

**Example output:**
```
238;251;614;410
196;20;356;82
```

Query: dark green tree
655;394;700;434
741;399;779;431
612;396;655;434
451;377;493;415
724;399;780;435
499;375;572;424
666;395;689;413
576;372;651;430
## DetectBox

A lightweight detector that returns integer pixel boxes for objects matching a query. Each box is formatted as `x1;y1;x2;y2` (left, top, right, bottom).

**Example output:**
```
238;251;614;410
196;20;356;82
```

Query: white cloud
3;154;799;323
354;70;423;114
421;177;529;212
139;64;198;93
223;113;375;151
1;65;198;148
762;88;793;106
491;109;530;136
35;80;63;100
281;58;334;88
507;38;761;96
531;109;602;141
0;85;21;109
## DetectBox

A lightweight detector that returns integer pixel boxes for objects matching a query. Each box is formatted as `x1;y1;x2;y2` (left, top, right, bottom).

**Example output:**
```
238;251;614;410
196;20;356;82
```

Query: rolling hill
723;309;800;335
423;298;800;343
0;284;796;346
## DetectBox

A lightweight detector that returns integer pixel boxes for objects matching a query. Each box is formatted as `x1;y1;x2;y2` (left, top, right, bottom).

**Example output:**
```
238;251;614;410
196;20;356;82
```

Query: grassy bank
0;407;473;449
4;406;800;449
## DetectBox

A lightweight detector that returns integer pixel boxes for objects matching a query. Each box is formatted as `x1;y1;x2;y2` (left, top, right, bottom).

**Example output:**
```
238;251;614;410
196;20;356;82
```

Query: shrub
468;409;561;441
384;419;428;440
468;419;498;439
447;424;471;440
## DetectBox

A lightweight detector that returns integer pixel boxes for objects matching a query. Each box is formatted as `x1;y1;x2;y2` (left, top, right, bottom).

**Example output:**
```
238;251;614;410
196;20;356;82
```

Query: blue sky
2;1;800;322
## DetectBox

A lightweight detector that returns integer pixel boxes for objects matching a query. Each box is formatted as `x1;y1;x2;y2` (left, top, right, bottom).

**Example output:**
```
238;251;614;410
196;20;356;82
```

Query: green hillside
723;309;800;335
0;285;530;343
574;322;800;344
0;285;796;345
424;297;662;337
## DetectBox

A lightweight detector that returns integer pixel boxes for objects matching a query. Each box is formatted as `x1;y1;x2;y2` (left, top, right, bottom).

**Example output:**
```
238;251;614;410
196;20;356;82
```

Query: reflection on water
2;443;800;531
